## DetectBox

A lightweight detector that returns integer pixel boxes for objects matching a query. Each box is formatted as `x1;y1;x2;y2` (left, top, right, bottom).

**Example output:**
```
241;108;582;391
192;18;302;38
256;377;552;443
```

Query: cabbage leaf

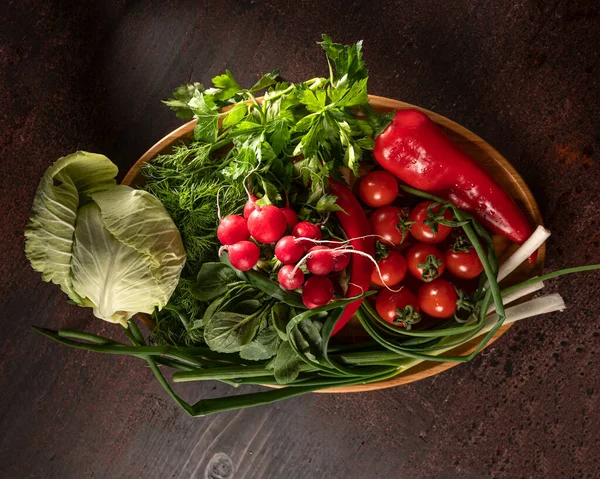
25;152;186;326
25;152;118;303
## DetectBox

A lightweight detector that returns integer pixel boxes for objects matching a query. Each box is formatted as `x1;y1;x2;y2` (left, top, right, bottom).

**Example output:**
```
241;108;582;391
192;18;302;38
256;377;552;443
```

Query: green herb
163;34;390;206
239;327;281;361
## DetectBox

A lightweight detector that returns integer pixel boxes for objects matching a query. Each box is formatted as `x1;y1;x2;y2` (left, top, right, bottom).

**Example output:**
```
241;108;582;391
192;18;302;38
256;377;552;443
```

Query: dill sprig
141;142;246;345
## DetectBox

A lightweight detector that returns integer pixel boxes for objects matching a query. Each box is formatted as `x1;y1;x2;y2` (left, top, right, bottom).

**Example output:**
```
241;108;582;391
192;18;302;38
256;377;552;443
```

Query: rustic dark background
2;1;599;477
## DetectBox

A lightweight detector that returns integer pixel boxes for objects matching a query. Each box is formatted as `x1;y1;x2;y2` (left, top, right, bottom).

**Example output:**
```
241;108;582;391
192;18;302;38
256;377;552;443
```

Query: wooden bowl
122;95;545;393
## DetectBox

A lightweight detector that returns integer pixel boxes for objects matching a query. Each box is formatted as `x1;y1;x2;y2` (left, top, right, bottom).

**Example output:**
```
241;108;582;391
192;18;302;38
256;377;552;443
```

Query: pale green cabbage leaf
25;152;186;326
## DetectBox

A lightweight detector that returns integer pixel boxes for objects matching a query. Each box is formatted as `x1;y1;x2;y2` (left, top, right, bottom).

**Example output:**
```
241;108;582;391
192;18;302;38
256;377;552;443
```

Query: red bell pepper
328;179;375;336
373;109;535;257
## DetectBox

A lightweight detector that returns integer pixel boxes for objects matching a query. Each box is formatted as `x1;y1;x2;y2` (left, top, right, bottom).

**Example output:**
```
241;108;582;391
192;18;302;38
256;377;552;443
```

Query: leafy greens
25;152;186;326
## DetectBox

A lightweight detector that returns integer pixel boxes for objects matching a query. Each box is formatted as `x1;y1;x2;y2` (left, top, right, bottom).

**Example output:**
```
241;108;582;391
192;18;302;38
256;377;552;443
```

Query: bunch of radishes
218;196;349;309
275;223;350;309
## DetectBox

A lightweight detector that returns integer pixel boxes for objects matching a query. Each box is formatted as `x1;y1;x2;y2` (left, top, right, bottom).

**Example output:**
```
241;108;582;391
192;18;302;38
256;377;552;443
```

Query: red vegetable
275;236;304;265
302;276;334;309
371;250;407;287
406;244;445;282
332;250;350;272
358;170;398;208
369;206;411;246
408;201;453;244
281;206;299;228
328;179;375;335
374;109;535;259
292;221;322;250
247;205;287;244
217;215;250;245
278;265;304;290
418;279;457;318
445;245;484;279
306;246;335;276
376;288;420;327
227;241;260;271
243;195;260;219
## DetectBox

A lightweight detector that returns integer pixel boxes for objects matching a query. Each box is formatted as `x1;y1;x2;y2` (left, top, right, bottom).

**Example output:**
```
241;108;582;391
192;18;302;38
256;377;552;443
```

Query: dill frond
140;141;246;346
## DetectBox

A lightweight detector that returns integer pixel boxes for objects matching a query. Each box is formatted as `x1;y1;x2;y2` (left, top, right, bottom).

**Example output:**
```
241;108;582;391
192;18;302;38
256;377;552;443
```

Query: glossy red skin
306;246;335;276
374;109;535;257
358;170;399;208
292;221;322;251
227;241;260;271
247;205;287;244
243;195;259;219
371;250;407;287
369;206;410;246
329;179;375;335
376;288;419;325
445;247;484;279
408;201;453;244
333;251;351;272
418;279;458;318
326;241;351;272
302;276;334;308
275;236;304;265
277;265;304;290
281;206;299;227
217;215;250;245
406;244;446;281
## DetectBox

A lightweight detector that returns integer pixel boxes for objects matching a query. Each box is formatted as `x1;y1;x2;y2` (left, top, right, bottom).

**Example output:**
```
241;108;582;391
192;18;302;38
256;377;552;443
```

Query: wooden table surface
2;1;599;477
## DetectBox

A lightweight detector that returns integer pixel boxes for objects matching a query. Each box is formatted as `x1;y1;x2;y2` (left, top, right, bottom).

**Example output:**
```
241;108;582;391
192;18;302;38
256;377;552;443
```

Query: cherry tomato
406;244;446;282
417;279;457;318
371;250;407;287
408;201;454;244
369;206;411;246
358;170;399;208
375;288;421;327
446;246;484;279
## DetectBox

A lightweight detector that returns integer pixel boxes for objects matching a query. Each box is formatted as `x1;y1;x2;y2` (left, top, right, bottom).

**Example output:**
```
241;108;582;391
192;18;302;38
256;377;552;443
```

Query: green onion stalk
33;186;600;417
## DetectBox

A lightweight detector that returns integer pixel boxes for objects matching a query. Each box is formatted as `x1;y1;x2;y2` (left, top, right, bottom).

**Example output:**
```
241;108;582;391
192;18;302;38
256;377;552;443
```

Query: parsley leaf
249;70;280;92
222;102;248;128
189;94;219;143
361;104;395;137
266;118;292;155
163;83;205;119
316;194;342;213
318;34;368;82
211;70;242;101
298;88;327;112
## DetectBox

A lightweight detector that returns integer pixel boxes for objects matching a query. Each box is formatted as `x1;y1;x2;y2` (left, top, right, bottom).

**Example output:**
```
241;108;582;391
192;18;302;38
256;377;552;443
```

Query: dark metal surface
1;1;599;477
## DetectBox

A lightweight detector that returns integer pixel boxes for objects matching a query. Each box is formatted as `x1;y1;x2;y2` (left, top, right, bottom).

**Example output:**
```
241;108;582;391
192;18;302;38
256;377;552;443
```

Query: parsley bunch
164;35;392;211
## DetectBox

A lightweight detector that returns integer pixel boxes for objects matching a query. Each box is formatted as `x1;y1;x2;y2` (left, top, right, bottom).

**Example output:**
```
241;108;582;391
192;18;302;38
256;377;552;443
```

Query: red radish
327;241;350;272
247;205;287;243
292;221;322;250
275;236;304;265
227;241;260;271
281;206;299;228
332;251;350;272
243;195;260;219
306;246;335;275
217;215;250;245
302;276;334;309
277;265;304;290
